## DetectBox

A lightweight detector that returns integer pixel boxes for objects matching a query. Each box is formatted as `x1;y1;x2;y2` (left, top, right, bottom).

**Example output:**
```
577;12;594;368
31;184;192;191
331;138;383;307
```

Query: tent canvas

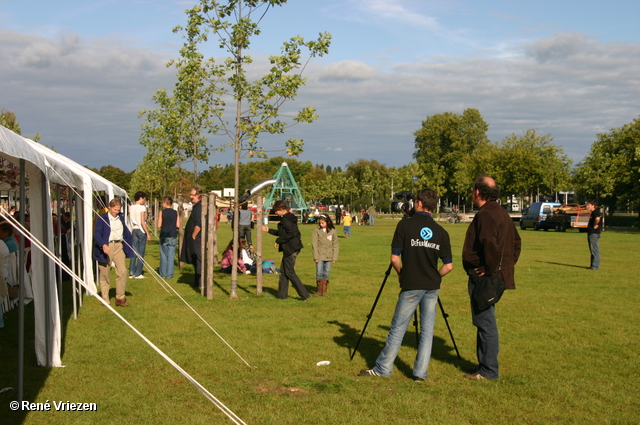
1;124;128;370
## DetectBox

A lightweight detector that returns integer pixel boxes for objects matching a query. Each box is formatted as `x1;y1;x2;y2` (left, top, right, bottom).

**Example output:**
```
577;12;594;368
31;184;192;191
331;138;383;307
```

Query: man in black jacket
262;200;310;300
462;175;521;380
180;187;203;288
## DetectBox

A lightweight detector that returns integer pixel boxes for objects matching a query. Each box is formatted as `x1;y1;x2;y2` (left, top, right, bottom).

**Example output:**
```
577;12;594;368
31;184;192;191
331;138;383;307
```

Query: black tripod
350;263;460;360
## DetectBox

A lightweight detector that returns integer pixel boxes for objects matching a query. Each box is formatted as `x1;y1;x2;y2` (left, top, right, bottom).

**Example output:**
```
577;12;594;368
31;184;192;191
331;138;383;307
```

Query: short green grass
1;218;639;424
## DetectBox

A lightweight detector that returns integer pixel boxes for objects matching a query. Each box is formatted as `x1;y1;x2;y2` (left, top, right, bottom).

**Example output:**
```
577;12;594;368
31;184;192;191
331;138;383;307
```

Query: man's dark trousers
277;251;309;299
468;278;499;379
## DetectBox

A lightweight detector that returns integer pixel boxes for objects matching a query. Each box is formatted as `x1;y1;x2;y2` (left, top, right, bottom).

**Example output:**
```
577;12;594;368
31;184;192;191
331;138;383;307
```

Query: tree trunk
229;39;243;301
256;194;263;295
205;193;215;299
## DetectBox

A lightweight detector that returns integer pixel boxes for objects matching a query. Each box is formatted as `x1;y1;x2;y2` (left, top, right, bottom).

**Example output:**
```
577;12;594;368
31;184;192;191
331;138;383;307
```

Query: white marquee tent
0;124;127;370
1;126;251;423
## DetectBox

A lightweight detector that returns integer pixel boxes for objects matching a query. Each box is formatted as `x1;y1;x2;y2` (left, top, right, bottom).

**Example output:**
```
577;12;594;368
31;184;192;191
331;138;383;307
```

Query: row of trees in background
412;109;640;216
413;108;572;208
87;111;640;217
3;106;638;217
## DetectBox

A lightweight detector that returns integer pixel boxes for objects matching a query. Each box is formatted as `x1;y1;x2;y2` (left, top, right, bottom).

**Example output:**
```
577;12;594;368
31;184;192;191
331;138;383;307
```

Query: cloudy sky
1;0;639;173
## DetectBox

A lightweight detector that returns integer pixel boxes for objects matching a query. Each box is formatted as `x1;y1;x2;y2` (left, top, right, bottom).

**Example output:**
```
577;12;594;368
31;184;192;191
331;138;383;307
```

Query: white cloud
320;60;376;81
0;29;174;169
361;0;439;29
1;29;639;172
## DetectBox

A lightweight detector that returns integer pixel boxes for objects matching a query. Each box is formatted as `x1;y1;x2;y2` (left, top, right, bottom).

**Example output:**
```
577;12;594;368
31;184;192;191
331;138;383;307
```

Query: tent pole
56;185;63;336
43;171;52;367
71;192;78;319
17;159;26;403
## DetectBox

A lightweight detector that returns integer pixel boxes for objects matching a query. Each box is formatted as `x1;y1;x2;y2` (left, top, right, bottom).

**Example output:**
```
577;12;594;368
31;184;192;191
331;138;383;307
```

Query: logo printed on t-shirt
420;227;433;240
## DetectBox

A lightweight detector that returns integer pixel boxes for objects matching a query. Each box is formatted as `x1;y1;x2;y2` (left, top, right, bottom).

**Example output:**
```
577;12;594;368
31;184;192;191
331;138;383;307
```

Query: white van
520;202;561;230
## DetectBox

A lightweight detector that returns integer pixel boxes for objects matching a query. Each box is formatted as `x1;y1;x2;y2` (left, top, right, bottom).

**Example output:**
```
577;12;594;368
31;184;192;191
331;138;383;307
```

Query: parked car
520;202;561;230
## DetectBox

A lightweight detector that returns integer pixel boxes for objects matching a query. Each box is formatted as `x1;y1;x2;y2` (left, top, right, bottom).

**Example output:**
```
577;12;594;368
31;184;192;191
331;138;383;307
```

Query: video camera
391;191;414;218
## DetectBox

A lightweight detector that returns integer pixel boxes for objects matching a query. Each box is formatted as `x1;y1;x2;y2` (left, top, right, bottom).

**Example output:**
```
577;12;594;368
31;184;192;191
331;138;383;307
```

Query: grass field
1;217;639;424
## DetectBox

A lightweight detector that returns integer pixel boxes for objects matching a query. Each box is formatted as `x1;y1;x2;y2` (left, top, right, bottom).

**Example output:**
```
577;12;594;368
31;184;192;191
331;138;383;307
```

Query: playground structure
263;162;307;221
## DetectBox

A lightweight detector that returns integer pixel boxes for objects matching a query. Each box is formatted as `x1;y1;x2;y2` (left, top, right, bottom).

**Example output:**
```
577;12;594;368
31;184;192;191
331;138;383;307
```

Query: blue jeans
316;260;332;280
588;233;600;269
344;226;351;237
373;289;439;379
368;215;375;226
159;237;177;278
129;229;147;276
468;278;499;379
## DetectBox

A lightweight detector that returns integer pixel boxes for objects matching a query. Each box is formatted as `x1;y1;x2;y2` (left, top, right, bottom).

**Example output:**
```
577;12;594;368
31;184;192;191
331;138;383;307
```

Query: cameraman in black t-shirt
359;189;453;381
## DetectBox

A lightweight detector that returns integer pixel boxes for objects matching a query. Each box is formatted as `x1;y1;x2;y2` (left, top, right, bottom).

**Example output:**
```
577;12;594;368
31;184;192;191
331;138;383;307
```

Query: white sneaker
135;275;145;279
358;369;381;377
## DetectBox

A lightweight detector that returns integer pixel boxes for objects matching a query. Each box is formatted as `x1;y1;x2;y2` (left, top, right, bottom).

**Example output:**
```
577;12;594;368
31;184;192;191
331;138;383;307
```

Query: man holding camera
359;189;452;381
463;175;521;380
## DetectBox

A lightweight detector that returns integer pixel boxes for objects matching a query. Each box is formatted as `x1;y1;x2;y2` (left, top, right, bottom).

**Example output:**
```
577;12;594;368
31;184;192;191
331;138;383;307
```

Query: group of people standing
92;177;602;384
93;191;183;306
359;175;521;382
222;200;344;299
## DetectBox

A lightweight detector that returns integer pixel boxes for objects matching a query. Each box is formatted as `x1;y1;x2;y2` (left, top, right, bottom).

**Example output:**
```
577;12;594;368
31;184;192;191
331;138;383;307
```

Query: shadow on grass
176;270;201;292
329;319;472;378
537;260;587;269
246;275;319;299
0;277;79;425
213;276;258;296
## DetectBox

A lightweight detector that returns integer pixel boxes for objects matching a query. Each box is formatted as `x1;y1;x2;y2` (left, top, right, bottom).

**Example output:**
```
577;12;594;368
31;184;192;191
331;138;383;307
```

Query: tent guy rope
1;208;248;425
43;162;255;369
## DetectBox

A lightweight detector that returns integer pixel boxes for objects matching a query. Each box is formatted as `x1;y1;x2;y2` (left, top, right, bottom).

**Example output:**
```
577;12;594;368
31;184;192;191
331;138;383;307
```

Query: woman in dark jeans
157;196;180;278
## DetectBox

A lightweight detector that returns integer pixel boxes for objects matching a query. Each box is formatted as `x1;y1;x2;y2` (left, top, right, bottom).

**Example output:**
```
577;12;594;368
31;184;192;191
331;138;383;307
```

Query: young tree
129;153;184;199
176;1;330;299
138;40;215;186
